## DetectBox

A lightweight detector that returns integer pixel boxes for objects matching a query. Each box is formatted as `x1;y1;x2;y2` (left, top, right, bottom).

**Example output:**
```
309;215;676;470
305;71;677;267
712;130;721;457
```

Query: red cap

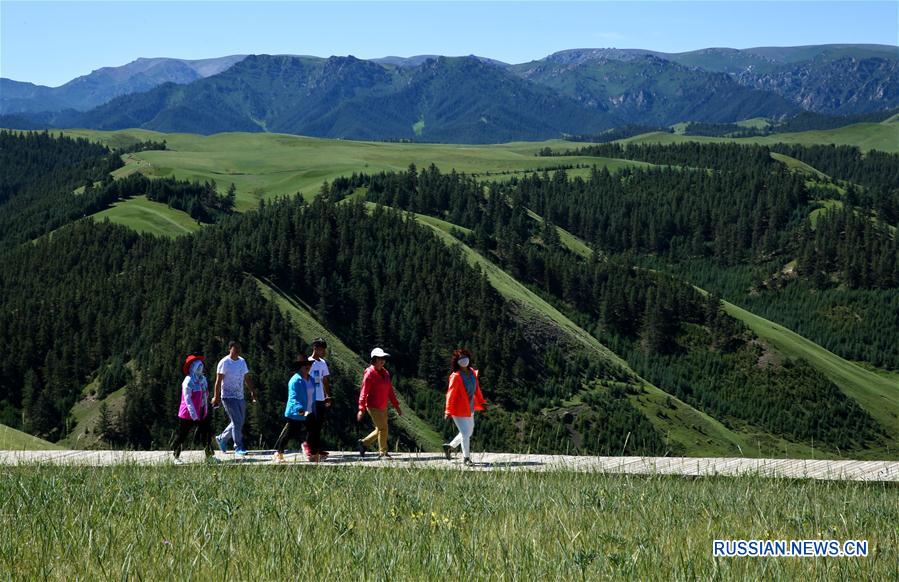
182;354;206;375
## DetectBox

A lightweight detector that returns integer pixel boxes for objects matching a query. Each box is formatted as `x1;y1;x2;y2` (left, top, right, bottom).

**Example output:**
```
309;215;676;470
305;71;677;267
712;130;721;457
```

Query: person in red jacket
443;348;486;466
356;347;402;458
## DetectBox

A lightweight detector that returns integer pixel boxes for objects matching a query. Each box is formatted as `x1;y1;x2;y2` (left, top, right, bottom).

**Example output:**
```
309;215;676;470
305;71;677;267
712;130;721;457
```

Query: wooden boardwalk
1;450;897;482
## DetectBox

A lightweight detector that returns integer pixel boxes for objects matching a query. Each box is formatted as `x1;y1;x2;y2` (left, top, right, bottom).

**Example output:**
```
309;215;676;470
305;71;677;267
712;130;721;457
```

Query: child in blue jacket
273;355;315;462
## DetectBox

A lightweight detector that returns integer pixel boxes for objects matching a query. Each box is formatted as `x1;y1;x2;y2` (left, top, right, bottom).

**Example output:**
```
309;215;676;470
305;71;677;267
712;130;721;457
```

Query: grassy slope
4;466;896;580
526;209;594;259
721;301;899;452
618;122;899;153
57;129;647;210
769;152;829;179
91;195;201;237
525;214;898;458
0;424;63;450
400;205;753;456
736;117;772;129
251;276;444;452
60;387;128;449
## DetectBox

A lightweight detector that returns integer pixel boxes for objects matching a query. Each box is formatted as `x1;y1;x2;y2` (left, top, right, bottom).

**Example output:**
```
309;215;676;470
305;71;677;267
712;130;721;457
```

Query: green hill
0;424;63;450
619;122;899;153
720;301;899;452
397;205;754;457
57;129;641;213
517;212;899;456
92;195;201;237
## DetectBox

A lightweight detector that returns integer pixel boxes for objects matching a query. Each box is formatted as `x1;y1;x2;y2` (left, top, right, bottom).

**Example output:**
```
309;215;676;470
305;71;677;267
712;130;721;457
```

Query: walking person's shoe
442;443;452;460
173;455;184;465
463;457;474;467
318;450;330;459
357;439;366;457
302;441;311;457
307;454;320;463
378;452;392;460
273;451;285;463
235;448;248;457
216;435;228;454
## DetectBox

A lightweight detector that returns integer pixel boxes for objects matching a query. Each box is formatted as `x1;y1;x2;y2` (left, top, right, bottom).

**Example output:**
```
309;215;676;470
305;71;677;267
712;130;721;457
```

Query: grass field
0;424;62;451
91;195;201;237
58;129;646;211
1;465;895;579
770;152;830;179
736;118;773;130
618;122;899;153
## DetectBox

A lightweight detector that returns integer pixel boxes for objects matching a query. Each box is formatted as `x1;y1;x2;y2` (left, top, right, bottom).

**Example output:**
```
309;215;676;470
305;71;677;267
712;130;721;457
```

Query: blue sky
2;1;897;86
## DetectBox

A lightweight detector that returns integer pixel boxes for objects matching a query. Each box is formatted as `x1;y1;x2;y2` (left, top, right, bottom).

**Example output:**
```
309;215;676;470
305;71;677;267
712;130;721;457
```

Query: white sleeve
322;360;330;377
182;377;199;421
216;358;225;375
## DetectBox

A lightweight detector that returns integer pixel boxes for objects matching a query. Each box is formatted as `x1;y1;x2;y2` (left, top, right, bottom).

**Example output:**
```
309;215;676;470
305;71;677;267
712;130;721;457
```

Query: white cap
370;347;390;359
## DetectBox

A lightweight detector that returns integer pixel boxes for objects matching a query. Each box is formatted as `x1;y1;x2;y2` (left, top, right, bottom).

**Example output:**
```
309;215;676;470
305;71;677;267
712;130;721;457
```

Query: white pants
449;415;475;458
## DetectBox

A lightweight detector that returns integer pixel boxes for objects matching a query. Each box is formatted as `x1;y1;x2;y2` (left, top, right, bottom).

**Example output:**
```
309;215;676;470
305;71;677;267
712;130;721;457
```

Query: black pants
305;405;328;454
274;419;308;454
172;415;214;458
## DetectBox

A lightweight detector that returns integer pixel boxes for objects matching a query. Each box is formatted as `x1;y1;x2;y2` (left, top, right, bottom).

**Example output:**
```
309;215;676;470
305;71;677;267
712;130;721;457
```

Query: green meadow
61;129;639;211
1;465;895;579
91;195;202;237
618;122;899;154
0;424;62;451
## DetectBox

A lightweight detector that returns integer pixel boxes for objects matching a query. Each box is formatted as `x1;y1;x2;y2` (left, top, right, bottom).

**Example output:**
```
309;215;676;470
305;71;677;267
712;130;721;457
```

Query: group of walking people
173;339;486;466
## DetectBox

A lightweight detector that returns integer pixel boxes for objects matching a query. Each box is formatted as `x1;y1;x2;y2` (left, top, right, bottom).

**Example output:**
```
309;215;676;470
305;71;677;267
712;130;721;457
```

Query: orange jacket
445;368;486;418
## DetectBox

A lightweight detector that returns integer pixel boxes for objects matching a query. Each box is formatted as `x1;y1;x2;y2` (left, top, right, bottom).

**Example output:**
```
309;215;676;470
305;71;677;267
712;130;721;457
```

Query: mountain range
0;55;246;114
2;44;896;143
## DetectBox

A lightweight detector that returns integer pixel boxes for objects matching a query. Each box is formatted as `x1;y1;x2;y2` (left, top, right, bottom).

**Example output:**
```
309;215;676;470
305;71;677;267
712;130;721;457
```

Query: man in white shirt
303;337;332;459
211;340;257;456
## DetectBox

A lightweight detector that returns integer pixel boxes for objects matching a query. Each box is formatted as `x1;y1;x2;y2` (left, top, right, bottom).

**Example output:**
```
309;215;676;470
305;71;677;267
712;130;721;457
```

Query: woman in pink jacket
172;353;217;463
356;347;402;459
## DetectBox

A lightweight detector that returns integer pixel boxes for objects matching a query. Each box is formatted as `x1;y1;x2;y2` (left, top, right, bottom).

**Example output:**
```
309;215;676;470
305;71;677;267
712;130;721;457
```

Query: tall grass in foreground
1;465;896;579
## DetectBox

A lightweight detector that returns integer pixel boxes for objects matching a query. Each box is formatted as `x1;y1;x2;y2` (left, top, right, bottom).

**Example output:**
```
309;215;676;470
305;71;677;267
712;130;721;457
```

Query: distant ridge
3;44;896;142
0;55;247;114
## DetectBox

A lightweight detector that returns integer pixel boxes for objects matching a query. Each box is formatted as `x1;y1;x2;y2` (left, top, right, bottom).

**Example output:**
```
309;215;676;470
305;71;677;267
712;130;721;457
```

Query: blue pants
219;397;246;450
